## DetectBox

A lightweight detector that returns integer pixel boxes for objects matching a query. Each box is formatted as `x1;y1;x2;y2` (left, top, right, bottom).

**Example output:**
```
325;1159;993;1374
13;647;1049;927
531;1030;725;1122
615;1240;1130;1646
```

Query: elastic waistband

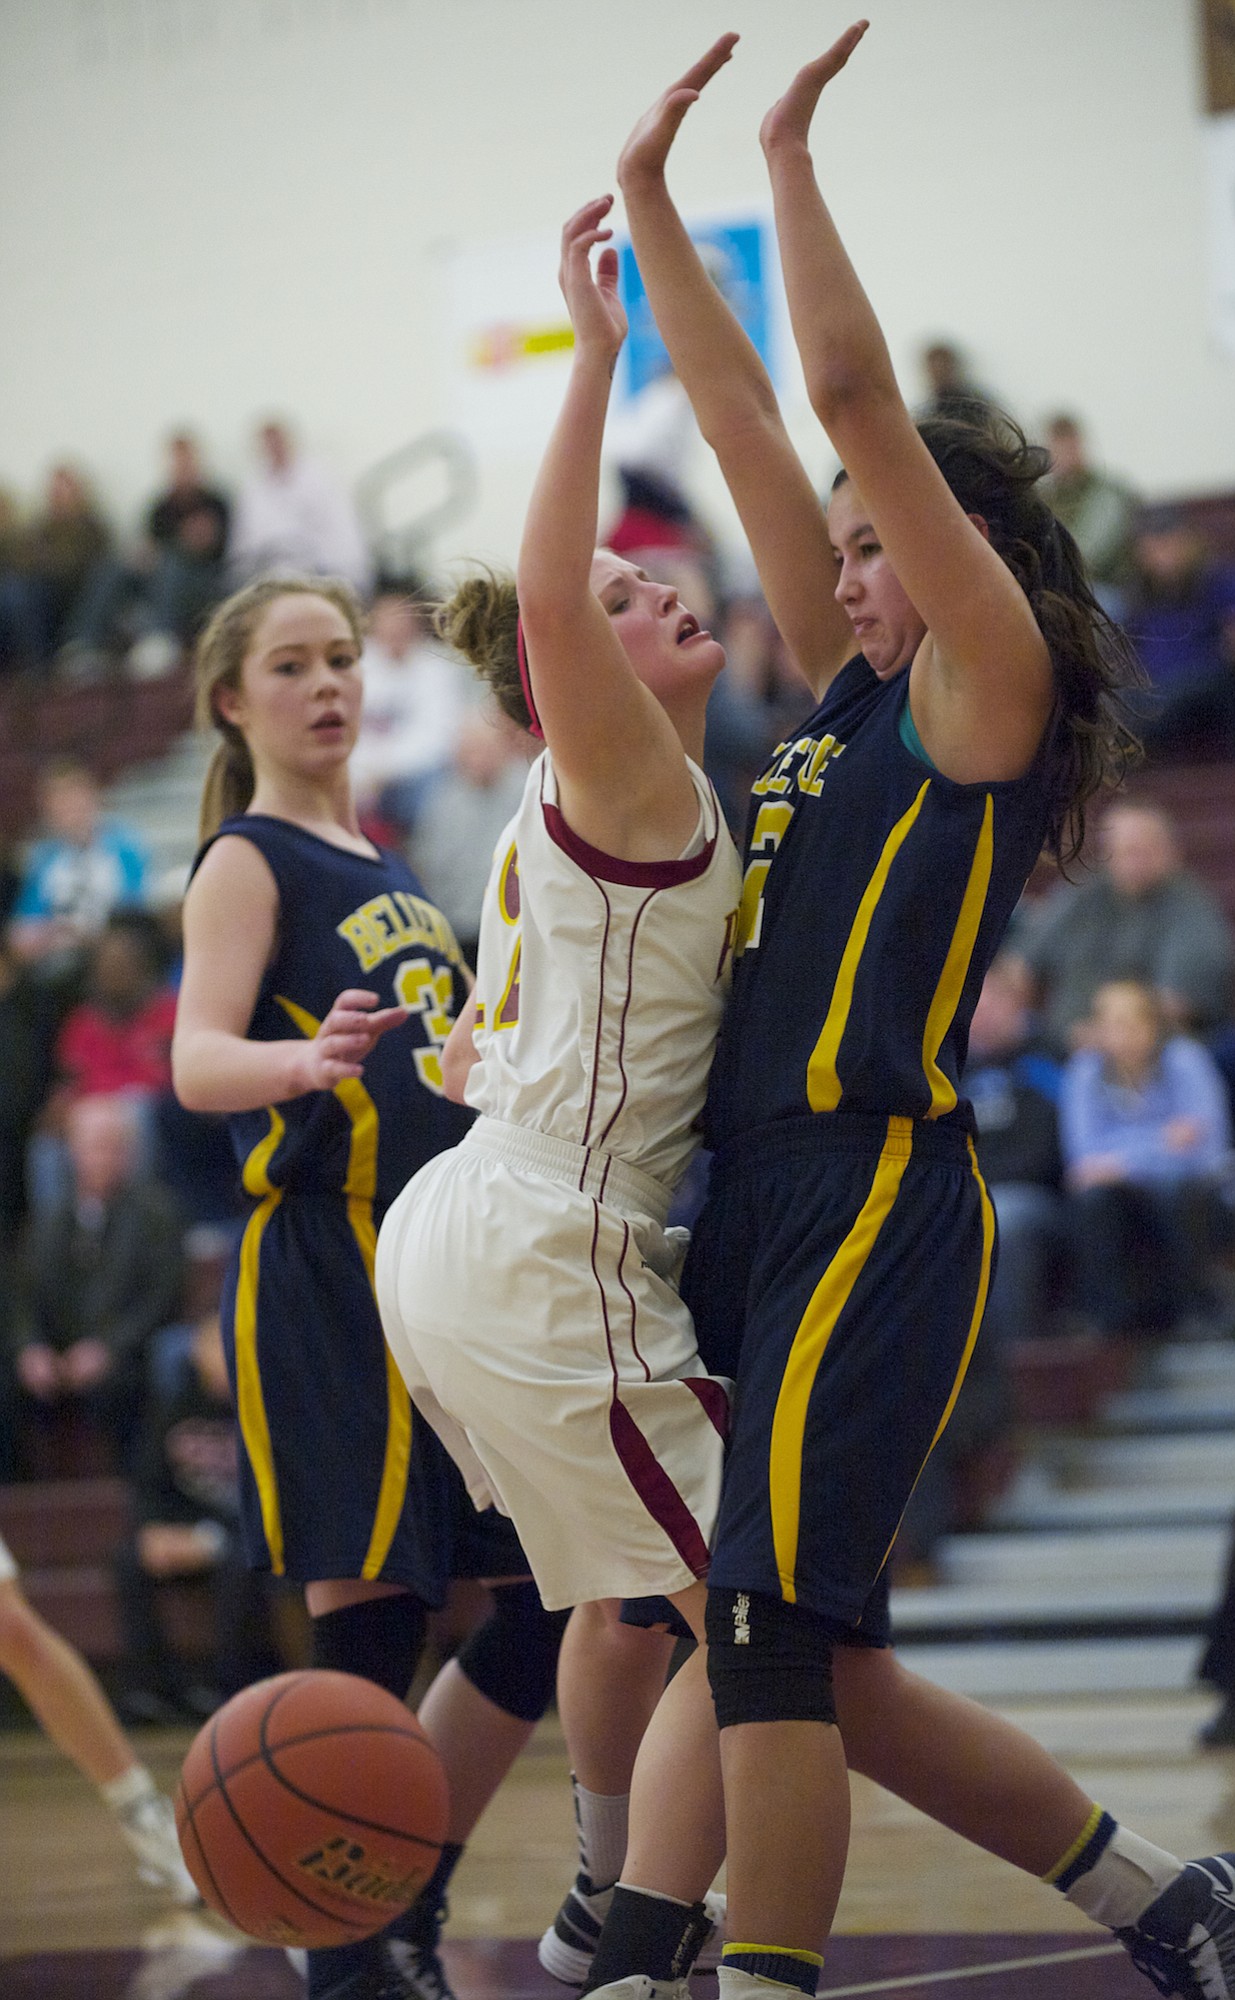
712;1110;974;1176
461;1116;672;1228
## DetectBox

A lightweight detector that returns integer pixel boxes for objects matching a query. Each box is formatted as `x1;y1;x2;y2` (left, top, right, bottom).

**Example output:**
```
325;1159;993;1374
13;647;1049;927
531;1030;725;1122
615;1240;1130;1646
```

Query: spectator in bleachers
66;432;231;679
1061;979;1233;1341
1197;1521;1235;1748
10;1094;184;1475
25;912;178;1212
16;464;113;677
227;418;373;595
0;487;40;676
917;338;997;424
52;911;176;1104
351;582;471;835
964;955;1067;1349
409;705;534;966
113;1310;283;1724
7;760;150;983
1123;504;1235;758
0;940;58;1476
1042;414;1139;619
704;592;815;833
1009;799;1235;1054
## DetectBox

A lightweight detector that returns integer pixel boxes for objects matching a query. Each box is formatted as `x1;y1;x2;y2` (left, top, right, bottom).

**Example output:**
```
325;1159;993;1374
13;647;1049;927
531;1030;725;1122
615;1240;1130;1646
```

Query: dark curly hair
834;410;1144;864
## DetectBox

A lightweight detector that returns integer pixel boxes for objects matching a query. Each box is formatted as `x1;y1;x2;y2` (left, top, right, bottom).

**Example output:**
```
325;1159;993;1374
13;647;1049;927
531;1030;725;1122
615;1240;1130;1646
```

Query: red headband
515;613;544;740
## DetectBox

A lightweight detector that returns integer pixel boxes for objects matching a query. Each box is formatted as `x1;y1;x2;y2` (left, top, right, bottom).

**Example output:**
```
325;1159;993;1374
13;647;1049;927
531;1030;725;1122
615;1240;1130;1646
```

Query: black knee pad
455;1579;569;1723
310;1591;428;1701
705;1587;837;1728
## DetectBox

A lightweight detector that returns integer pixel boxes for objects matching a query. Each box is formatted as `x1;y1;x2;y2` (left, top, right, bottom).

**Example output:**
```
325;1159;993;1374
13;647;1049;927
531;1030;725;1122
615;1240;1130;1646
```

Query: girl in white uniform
377;195;740;1623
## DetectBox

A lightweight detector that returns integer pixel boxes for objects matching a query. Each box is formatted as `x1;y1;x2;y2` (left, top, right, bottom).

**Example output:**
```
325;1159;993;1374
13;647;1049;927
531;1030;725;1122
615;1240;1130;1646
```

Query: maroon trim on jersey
595;891;655;1153
590;1203;710;1578
515;615;544;740
607;1401;711;1579
542;800;716;888
617;1223;652;1382
681;1374;730;1441
580;887;615;1148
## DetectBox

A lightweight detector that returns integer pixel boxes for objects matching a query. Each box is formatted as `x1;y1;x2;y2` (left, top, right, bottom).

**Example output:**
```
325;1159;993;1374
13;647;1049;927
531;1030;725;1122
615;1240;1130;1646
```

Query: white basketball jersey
467;750;741;1192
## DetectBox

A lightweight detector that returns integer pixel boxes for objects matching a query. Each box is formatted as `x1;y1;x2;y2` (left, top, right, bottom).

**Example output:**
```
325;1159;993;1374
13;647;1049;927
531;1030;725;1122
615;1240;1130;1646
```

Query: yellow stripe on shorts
769;1115;913;1601
276;996;413;1582
872;1132;997;1584
234;1109;287;1574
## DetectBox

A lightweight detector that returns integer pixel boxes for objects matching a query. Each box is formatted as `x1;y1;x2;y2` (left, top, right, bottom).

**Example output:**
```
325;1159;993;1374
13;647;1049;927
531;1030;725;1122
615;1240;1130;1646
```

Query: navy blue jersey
705;659;1055;1145
197;815;472;1208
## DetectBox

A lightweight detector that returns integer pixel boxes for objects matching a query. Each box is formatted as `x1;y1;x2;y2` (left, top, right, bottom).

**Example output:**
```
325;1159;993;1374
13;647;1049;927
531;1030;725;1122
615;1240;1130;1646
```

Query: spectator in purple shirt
1061;978;1232;1338
1124;505;1235;757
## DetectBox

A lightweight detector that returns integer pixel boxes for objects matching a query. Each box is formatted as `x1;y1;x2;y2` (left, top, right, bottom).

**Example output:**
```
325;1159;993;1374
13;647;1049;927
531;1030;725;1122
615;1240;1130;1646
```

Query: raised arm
617;37;851;699
516;197;699;860
172;836;407;1113
761;23;1054;781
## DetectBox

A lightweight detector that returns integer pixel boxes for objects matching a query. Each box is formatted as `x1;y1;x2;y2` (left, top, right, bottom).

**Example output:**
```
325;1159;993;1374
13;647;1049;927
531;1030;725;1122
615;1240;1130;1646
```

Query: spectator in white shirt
352;585;471;833
226;419;373;596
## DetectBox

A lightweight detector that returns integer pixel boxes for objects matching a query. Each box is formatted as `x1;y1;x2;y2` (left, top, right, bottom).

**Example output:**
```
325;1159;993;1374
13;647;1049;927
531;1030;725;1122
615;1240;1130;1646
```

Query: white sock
572;1774;629;1890
100;1763;157;1816
1065;1825;1183;1930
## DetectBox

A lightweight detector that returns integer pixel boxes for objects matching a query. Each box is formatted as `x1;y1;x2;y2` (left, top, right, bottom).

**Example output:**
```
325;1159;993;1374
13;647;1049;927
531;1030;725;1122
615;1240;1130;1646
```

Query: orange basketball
174;1669;449;1948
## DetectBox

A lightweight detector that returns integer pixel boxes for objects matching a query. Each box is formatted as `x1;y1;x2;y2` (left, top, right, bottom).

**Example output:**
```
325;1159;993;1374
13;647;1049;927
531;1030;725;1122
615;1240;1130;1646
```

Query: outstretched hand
559;195;627;362
298;988;409;1092
617;33;739;189
760;20;869;157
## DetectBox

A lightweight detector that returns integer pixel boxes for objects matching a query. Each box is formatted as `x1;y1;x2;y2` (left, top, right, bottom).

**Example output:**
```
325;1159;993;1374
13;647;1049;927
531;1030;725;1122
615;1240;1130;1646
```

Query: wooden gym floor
2;1684;1232;1996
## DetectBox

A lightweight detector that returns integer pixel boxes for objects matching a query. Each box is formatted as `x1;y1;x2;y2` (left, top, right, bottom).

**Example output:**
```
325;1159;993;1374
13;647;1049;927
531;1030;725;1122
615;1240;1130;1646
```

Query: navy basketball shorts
682;1110;995;1641
220;1191;455;1601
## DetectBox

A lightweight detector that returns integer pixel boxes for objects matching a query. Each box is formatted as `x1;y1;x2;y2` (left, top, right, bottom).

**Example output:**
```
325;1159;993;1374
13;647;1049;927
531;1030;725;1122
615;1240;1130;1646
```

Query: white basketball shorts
376;1117;729;1612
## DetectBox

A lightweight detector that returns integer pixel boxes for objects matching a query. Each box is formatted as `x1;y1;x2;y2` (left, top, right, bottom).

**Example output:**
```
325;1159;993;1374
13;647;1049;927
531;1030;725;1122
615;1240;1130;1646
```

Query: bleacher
0;663;194;847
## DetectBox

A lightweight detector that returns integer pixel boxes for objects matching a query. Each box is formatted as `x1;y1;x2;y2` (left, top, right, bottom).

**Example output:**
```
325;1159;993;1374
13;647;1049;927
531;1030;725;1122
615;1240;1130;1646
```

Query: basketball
174;1670;449;1948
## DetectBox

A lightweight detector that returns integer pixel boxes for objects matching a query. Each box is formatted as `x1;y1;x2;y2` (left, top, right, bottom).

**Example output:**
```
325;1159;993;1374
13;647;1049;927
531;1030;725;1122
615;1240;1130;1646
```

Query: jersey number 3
394;957;457;1095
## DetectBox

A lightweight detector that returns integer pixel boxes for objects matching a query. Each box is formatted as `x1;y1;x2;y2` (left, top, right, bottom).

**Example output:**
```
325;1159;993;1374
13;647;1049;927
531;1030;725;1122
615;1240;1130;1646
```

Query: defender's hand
760;21;869;159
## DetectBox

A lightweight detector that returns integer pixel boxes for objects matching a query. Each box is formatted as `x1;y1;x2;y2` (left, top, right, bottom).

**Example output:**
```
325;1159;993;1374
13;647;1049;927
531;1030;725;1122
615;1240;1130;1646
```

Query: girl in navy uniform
576;31;1235;2000
173;575;567;2000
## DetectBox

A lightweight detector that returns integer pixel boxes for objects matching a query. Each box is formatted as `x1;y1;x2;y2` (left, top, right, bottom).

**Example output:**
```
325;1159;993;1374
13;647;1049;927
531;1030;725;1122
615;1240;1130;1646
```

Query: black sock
310;1591;428;1701
583;1885;711;1992
306;1934;385;1999
383;1839;465;1950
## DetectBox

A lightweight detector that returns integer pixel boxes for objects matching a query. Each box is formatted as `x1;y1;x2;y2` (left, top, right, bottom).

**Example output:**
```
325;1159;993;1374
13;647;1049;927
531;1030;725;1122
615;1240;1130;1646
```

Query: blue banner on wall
617;217;775;399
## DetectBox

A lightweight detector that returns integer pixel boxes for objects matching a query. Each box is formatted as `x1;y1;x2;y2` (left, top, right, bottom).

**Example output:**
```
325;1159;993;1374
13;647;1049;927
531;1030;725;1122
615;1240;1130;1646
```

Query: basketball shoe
538;1878;725;1985
1115;1851;1235;1996
382;1894;457;2000
115;1789;201;1906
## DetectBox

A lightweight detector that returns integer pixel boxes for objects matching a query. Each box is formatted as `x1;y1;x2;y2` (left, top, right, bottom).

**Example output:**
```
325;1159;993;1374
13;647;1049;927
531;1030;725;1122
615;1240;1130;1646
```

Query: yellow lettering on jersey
750;740;791;798
740;733;846;953
498;843;520;925
394;957;458;1096
337;910;383;972
736;801;793;956
494;936;522;1030
755;738;811;798
797;734;843;797
337;893;464;973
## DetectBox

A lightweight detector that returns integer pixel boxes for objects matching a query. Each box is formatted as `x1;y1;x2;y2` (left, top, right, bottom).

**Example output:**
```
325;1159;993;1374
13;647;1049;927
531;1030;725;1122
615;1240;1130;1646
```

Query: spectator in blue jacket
1061;979;1233;1337
8;762;148;984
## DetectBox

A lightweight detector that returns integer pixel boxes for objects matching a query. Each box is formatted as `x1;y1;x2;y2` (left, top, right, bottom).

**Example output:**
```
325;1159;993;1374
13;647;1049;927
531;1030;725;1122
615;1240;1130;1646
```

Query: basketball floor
1;1690;1230;1998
